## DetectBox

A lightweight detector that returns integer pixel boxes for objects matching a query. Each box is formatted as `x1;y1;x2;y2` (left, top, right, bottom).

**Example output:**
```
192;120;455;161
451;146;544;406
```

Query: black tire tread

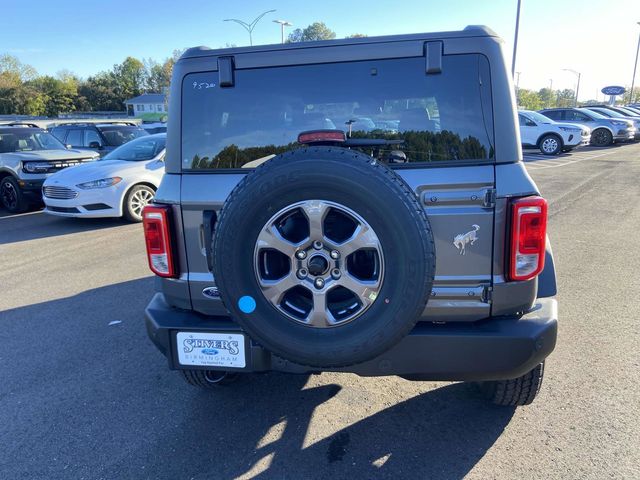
1;176;28;213
481;362;545;406
180;370;238;389
592;128;613;147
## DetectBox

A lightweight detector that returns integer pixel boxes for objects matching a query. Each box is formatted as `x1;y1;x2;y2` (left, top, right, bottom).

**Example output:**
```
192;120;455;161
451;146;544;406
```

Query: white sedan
42;134;165;221
518;110;590;155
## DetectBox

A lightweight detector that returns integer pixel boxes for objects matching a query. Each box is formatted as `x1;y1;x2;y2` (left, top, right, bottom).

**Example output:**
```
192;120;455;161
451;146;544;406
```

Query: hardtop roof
180;25;498;61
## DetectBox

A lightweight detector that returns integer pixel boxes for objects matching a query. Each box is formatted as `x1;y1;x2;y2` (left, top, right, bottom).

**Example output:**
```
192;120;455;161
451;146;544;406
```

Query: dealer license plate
176;332;246;368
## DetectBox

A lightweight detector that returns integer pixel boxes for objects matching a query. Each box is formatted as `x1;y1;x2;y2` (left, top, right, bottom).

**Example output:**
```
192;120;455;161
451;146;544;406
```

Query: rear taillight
143;205;176;278
508;196;547;282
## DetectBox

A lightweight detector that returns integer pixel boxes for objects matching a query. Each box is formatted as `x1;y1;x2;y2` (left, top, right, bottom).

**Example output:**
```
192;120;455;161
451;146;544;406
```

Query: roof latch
424;41;443;75
218;56;235;87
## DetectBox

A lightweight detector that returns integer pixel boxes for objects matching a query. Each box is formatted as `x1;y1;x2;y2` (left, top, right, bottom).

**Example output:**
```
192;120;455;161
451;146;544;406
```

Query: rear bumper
144;293;557;381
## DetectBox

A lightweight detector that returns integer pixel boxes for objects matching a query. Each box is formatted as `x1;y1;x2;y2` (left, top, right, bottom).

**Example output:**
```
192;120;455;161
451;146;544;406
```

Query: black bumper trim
145;293;557;381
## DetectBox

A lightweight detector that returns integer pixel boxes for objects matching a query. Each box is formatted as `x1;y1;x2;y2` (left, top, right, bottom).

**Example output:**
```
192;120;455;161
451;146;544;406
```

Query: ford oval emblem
202;348;219;355
601;85;626;96
202;287;220;298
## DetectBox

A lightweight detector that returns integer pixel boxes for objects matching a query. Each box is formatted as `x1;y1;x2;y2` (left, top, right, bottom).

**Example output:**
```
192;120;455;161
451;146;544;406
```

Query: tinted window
98;126;148;146
569;111;593;122
103;135;165;161
65;129;83;146
182;54;494;170
541;110;562;121
84;129;102;146
50;127;68;143
0;129;66;152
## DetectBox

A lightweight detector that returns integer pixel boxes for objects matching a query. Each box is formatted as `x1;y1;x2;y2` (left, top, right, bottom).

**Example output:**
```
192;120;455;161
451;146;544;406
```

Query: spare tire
213;147;435;368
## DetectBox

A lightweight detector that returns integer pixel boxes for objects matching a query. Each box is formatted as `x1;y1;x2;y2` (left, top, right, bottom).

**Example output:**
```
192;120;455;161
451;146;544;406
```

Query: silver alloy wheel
129;187;155;219
254;199;384;328
541;136;559;154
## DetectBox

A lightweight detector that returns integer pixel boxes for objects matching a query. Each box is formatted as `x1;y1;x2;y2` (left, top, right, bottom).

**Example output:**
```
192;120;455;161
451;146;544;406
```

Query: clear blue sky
3;0;639;100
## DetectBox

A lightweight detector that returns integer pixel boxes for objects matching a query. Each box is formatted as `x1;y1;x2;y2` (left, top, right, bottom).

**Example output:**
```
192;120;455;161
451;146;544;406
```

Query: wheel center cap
307;255;329;276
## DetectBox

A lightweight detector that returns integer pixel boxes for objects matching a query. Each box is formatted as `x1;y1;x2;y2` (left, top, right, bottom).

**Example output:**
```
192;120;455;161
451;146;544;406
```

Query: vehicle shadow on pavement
168;378;516;479
0;278;515;480
0;210;131;245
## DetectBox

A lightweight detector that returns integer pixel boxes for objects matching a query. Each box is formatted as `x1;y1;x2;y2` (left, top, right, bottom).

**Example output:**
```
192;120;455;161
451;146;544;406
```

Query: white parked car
518;110;590;155
42;134;165;221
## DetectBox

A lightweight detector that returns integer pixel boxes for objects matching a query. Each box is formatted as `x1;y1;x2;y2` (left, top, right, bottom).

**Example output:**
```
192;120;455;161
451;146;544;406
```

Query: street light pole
563;69;581;106
630;22;640;104
511;0;522;76
224;9;276;46
273;20;292;44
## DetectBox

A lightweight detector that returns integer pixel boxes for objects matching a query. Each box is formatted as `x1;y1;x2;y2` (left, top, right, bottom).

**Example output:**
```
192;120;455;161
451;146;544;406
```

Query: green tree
143;50;183;93
346;33;367;38
78;72;122;111
287;22;336;42
538;88;555;108
517;89;543;110
556;88;576;108
28;75;78;116
112;56;145;101
0;85;47;115
622;87;640;104
0;54;37;89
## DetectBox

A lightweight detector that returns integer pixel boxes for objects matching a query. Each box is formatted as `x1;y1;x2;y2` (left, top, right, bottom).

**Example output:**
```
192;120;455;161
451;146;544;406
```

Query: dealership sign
601;86;626;96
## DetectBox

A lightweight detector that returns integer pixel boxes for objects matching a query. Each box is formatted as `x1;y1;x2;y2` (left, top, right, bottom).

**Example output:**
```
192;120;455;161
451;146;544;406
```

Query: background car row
520;104;640;154
0;121;165;219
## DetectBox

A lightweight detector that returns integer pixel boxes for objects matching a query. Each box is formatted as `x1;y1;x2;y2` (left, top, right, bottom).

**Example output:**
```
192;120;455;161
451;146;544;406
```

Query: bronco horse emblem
453;225;480;255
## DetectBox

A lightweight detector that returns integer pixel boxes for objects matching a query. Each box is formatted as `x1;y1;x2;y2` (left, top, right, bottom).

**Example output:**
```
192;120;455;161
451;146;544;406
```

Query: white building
124;93;167;118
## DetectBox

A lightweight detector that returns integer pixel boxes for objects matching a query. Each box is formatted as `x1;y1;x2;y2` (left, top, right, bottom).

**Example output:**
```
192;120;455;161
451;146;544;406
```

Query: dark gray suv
143;26;558;406
50;122;148;156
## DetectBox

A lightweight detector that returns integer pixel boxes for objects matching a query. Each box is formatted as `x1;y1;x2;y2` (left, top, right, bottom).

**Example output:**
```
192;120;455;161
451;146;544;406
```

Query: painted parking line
525;148;627;170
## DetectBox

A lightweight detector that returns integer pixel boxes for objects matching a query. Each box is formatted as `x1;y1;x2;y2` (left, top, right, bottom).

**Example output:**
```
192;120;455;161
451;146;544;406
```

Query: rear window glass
182;54;494;170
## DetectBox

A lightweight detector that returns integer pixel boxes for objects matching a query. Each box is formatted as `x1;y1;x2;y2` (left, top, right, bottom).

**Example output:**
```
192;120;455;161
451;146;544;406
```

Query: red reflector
143;205;176;278
298;130;346;144
508;196;547;282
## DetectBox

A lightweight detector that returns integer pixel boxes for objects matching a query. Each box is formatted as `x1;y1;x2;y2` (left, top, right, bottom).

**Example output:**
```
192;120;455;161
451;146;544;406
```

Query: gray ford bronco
143;26;558;406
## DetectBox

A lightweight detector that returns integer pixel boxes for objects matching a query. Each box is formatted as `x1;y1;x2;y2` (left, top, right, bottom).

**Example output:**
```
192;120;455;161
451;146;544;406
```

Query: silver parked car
539;107;635;146
582;106;640;140
0;123;99;212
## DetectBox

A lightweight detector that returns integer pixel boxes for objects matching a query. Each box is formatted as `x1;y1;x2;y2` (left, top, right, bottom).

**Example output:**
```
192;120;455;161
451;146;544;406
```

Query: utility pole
630;22;640;104
563;69;581;106
224;9;276;46
511;0;522;76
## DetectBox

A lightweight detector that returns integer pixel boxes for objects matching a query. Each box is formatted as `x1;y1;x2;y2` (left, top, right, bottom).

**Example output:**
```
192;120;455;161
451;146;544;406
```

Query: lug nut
313;240;323;250
331;268;341;279
314;278;325;289
297;269;308;279
295;250;307;260
330;250;340;259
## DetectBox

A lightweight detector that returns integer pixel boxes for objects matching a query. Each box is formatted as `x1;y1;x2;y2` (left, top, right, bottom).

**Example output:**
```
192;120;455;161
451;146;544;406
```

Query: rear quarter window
182;54;494;170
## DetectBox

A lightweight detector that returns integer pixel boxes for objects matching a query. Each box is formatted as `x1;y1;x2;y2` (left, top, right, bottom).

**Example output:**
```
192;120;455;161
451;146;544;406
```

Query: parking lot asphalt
1;144;639;479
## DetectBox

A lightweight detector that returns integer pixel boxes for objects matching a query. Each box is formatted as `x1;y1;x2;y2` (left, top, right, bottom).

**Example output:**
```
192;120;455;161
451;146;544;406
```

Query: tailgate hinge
483;188;496;208
481;286;493;304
